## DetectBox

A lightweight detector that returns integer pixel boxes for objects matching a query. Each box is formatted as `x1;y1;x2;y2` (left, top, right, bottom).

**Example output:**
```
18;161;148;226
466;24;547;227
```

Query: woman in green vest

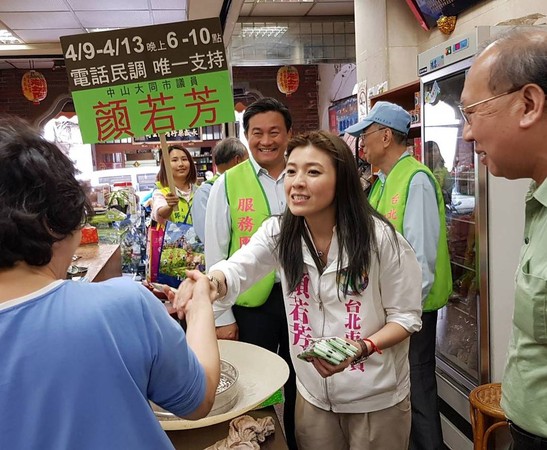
151;145;198;225
147;145;199;285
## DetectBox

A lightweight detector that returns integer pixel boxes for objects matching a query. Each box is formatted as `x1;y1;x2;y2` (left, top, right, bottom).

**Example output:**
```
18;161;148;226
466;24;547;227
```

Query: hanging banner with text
60;17;235;144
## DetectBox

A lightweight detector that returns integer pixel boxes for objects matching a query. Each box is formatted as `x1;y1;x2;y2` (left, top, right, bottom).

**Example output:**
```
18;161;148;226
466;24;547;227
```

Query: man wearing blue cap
346;101;452;450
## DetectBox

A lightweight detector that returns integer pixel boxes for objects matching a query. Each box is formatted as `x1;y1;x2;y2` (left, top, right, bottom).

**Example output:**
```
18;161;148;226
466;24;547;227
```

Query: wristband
351;338;382;366
207;274;225;300
363;338;382;356
207;274;220;300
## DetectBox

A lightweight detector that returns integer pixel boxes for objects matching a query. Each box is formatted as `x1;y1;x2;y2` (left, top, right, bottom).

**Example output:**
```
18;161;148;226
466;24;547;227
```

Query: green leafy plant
107;189;130;212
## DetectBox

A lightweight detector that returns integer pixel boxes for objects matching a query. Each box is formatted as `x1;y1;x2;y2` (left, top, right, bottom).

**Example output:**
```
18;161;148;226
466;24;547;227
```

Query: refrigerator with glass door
418;26;531;448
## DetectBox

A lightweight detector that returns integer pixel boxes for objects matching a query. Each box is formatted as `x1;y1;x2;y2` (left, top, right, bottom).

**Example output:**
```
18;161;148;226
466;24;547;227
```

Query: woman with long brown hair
152;144;198;224
175;130;423;450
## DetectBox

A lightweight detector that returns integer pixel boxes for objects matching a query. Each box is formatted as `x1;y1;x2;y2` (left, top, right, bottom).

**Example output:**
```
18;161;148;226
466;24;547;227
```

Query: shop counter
74;244;122;282
166;407;288;450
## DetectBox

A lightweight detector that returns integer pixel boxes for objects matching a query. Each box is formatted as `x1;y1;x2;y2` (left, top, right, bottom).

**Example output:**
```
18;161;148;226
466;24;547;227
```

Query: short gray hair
389;128;408;146
212;137;248;165
480;28;547;94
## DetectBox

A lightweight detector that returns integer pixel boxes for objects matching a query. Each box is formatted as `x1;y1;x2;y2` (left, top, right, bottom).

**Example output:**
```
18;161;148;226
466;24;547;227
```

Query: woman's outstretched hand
172;270;217;320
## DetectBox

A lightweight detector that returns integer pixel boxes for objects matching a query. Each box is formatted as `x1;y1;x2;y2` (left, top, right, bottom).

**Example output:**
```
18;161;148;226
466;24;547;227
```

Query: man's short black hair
243;97;292;134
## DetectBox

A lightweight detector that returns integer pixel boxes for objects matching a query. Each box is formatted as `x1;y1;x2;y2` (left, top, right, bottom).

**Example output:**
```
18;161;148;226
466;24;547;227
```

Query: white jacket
211;216;422;413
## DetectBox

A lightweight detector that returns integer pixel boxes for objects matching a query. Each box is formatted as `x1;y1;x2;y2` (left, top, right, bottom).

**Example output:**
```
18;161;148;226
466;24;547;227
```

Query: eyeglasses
79;210;90;229
359;127;386;145
458;87;521;124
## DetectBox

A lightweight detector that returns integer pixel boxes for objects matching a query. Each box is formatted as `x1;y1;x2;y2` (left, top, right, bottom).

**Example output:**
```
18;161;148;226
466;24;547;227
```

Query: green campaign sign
60;18;234;144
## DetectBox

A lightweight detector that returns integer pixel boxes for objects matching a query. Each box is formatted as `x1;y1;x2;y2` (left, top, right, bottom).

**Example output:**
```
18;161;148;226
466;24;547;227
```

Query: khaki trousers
295;392;411;450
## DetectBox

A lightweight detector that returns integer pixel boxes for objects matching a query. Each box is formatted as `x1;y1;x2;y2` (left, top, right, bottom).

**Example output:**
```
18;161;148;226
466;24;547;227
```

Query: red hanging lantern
21;70;48;105
277;66;299;96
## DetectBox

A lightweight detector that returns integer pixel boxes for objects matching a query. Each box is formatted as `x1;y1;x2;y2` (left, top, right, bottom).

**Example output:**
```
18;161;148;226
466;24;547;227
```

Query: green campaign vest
205;174;220;186
369;155;452;311
225;160;276;307
157;183;193;224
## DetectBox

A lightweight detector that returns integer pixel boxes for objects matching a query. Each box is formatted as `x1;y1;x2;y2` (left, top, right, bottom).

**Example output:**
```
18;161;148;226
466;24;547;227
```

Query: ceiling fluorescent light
0;29;22;44
241;26;288;38
85;28;120;34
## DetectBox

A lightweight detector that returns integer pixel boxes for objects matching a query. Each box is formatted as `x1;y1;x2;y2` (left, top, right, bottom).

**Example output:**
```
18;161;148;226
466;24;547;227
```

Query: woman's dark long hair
156;145;197;187
277;130;396;295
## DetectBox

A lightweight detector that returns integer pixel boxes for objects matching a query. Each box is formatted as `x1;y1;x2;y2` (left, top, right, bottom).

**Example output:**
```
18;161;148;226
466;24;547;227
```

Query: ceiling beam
187;0;225;21
223;0;244;47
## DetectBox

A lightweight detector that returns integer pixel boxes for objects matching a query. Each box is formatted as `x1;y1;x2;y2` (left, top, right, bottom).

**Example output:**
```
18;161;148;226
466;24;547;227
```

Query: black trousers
409;310;444;450
510;421;547;450
233;283;298;450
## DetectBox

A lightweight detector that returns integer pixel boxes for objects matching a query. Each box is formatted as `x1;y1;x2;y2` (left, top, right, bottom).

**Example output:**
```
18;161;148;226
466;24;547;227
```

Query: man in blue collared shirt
346;102;452;450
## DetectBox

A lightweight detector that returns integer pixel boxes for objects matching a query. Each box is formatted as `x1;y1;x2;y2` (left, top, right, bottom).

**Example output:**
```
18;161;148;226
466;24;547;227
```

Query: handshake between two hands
144;270;219;319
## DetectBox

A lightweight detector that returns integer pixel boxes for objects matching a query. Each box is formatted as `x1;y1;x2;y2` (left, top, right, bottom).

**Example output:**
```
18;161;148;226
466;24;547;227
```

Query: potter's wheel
153;340;289;430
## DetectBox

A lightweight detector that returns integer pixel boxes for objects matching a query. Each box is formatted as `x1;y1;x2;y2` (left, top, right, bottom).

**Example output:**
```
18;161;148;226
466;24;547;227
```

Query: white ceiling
0;0;190;69
239;0;354;17
0;0;354;69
